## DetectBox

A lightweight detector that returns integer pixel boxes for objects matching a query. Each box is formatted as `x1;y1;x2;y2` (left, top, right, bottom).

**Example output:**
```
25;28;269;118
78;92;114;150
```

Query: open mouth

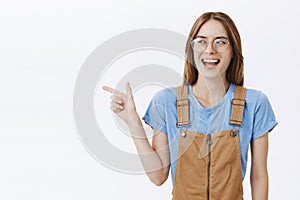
201;59;220;66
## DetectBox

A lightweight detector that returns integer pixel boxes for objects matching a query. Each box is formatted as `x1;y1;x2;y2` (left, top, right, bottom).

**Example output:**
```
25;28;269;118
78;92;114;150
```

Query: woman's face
193;19;233;80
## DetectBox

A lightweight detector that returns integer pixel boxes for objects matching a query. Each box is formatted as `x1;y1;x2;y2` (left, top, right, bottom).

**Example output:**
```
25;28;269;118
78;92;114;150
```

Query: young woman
103;12;277;200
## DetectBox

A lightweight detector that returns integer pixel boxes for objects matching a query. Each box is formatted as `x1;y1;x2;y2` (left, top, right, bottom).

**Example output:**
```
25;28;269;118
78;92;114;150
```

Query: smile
201;59;220;65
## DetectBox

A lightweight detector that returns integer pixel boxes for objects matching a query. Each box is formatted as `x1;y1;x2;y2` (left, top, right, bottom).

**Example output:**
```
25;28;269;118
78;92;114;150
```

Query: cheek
221;50;233;67
222;56;232;66
220;57;231;71
193;52;202;66
219;54;233;73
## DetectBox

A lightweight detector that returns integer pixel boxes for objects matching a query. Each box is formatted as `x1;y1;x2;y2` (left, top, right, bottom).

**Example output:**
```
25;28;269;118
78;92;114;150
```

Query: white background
1;0;299;199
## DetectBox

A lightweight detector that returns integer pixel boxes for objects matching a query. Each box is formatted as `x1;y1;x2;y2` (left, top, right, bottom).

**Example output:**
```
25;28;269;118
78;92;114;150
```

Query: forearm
250;172;268;200
128;114;168;185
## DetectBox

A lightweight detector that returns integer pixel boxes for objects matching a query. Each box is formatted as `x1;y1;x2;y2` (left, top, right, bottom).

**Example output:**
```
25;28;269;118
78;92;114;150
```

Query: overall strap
176;84;189;127
229;85;247;126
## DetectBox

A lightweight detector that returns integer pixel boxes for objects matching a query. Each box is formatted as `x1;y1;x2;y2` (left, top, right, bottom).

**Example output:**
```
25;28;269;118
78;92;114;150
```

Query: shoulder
151;86;177;104
244;86;272;111
245;87;263;102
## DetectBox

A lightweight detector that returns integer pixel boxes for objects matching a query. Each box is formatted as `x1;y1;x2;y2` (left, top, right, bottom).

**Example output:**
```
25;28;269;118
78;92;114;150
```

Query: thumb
126;82;133;97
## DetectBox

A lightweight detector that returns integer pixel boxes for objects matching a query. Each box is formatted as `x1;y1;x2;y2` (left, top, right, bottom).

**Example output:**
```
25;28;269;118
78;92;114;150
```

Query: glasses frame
190;36;230;53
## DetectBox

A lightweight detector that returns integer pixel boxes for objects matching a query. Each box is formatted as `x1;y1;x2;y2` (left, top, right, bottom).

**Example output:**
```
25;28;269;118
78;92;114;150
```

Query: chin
197;65;226;80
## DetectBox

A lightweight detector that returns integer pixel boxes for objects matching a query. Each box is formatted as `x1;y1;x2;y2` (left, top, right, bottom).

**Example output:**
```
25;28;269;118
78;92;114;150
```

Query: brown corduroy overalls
172;84;246;200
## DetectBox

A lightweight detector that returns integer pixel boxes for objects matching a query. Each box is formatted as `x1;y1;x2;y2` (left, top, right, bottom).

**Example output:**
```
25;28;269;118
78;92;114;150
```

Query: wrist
126;112;142;128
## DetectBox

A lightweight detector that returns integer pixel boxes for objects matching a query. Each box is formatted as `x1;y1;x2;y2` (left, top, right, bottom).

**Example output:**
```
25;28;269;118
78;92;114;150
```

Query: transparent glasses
191;37;230;53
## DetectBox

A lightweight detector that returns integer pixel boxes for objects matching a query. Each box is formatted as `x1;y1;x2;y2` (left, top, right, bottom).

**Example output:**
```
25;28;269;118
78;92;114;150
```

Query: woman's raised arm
103;83;170;185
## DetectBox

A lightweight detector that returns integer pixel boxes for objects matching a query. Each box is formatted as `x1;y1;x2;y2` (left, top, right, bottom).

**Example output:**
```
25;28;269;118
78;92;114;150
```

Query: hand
102;82;138;126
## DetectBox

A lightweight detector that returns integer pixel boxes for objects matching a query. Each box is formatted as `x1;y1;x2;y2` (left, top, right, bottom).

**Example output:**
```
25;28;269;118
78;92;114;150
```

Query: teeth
203;59;219;63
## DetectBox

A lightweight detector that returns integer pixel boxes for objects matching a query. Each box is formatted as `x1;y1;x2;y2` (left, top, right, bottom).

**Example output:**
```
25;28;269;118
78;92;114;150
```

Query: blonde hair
184;12;244;86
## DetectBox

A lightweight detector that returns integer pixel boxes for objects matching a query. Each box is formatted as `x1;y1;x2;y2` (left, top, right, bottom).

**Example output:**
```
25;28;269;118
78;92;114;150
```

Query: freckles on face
193;19;233;76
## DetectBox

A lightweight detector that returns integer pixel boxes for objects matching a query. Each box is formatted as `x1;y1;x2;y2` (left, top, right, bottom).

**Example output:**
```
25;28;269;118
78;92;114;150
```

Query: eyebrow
195;35;229;40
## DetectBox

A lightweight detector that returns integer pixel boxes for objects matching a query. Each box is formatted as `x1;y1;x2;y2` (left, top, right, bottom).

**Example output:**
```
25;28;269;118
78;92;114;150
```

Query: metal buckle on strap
176;99;189;107
232;98;246;106
176;121;189;127
230;119;243;123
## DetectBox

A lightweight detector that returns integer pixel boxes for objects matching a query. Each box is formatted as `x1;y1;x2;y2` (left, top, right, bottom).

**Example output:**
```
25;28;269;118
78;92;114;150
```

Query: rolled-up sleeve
142;91;167;134
251;92;278;141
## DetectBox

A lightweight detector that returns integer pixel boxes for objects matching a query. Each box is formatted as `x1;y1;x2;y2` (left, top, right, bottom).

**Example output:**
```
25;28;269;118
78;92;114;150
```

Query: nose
204;42;216;54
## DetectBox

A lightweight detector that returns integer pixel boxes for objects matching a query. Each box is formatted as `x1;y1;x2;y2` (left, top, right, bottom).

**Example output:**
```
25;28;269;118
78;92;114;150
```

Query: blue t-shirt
142;83;278;184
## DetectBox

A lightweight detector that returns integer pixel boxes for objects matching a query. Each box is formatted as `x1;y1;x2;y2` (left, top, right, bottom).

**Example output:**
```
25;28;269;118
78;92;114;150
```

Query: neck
192;76;229;108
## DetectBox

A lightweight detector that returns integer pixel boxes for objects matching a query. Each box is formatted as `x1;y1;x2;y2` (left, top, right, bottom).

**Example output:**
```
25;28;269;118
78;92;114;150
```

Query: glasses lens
213;38;229;52
191;38;206;53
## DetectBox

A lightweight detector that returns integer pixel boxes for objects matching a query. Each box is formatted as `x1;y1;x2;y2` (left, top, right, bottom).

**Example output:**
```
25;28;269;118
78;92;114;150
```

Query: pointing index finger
102;86;115;94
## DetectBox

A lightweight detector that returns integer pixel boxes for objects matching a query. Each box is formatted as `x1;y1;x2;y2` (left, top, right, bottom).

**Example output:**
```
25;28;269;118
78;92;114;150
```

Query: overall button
181;131;186;137
230;130;237;137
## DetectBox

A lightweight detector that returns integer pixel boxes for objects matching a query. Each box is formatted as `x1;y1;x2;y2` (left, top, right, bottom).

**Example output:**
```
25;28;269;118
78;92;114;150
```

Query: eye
215;39;228;45
192;38;207;48
195;38;207;44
